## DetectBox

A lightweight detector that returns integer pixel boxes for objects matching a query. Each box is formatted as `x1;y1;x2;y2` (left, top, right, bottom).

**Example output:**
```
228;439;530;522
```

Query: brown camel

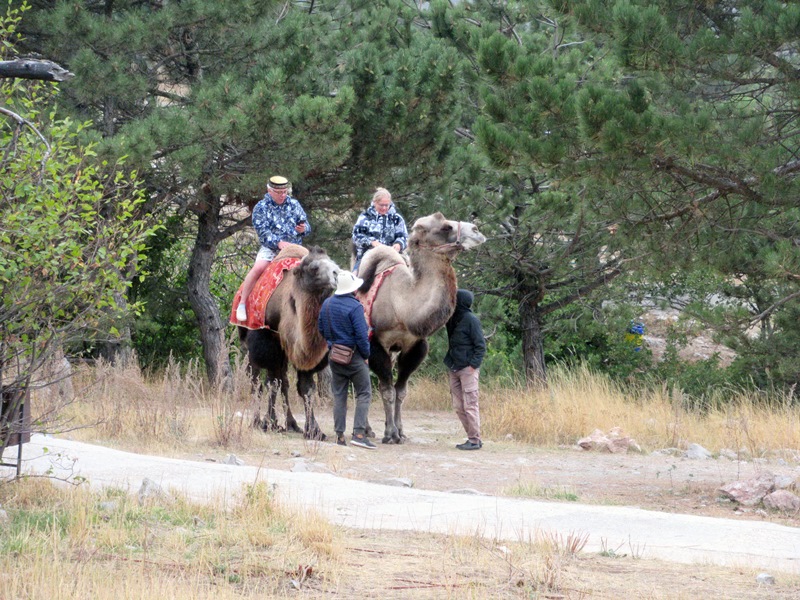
356;212;486;444
239;245;339;440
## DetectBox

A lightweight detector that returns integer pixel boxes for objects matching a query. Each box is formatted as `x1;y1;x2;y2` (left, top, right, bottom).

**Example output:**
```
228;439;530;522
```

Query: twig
0;106;51;182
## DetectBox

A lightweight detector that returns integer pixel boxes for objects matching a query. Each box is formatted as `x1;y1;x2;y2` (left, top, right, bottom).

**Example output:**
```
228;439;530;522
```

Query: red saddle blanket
356;264;399;338
230;257;302;330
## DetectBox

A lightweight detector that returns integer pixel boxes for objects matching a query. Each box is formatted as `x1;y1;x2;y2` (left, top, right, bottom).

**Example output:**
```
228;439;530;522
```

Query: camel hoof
305;430;327;442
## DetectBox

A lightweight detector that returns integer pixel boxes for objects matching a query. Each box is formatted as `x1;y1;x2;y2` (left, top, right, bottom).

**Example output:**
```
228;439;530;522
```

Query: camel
356;212;487;444
238;245;339;440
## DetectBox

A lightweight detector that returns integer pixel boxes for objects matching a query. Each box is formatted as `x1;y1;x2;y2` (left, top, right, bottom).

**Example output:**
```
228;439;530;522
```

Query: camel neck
403;249;458;338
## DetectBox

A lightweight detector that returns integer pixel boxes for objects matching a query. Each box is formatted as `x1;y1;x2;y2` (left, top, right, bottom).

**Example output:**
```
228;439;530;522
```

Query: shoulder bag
325;303;355;365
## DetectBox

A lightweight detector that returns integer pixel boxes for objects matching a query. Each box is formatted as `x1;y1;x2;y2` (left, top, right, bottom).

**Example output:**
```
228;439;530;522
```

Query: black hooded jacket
443;290;487;371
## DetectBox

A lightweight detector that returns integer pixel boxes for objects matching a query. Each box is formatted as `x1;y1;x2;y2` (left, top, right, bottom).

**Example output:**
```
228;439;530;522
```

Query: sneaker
336;435;347;447
456;440;482;451
236;303;247;322
350;434;376;450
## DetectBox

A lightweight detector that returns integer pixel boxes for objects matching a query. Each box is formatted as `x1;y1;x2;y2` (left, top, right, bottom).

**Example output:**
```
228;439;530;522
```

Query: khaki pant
449;367;481;443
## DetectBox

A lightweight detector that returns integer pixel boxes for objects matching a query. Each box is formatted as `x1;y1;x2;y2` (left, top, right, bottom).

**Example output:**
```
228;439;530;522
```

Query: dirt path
7;409;800;599
206;409;800;528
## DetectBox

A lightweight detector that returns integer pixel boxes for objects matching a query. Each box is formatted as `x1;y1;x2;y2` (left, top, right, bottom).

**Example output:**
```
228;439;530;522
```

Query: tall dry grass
37;353;271;455
37;357;800;457
481;364;800;455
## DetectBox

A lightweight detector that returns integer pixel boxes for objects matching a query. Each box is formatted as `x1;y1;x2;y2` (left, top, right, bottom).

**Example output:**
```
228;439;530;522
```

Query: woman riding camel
351;187;408;273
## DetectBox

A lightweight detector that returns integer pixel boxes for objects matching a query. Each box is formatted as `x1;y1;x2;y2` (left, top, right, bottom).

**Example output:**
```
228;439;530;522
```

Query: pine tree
429;1;632;386
21;1;466;380
551;0;800;392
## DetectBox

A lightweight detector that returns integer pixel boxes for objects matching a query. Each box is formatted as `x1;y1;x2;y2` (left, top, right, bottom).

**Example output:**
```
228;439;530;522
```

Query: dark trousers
331;355;372;436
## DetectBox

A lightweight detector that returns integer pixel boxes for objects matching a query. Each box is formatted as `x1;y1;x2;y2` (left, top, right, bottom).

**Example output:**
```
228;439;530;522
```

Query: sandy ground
190;408;800;528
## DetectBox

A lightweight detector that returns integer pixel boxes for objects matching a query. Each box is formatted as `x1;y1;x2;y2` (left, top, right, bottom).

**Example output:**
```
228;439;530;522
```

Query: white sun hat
334;271;364;295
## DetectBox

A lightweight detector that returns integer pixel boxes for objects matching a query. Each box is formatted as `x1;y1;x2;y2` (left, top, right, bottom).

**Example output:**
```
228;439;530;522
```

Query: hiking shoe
456;440;482;451
236;303;247;322
336;435;347;446
350;434;376;450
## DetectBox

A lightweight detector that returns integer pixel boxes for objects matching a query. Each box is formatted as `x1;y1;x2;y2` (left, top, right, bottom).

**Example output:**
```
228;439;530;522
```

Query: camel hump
276;244;309;260
357;246;404;291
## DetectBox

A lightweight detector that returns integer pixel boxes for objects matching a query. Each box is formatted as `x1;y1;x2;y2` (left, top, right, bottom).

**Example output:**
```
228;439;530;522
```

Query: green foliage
544;304;652;381
13;0;800;397
0;4;157;419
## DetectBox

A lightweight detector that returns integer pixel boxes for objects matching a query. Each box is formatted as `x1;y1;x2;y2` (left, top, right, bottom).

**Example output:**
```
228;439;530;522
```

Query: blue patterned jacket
252;192;310;251
351;204;408;260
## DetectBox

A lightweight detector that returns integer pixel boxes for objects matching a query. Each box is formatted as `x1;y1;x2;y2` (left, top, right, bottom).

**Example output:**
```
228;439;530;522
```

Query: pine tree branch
539;266;623;316
750;290;800;327
774;159;800;178
635;190;722;226
653;156;762;201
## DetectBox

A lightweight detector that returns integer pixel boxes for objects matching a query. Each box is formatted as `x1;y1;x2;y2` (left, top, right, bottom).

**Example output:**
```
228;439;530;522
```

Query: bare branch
0;59;74;82
0;106;51;181
750;290;800;327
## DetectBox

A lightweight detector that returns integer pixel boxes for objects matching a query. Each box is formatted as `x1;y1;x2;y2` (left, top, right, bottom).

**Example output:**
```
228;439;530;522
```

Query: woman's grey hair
372;187;392;205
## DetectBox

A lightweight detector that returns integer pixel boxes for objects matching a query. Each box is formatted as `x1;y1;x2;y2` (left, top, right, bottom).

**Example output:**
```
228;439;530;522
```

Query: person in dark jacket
444;289;487;450
318;270;375;449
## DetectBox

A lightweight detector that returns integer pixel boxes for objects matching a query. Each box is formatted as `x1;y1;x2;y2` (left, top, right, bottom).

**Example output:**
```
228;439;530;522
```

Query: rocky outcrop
577;427;641;454
718;471;799;510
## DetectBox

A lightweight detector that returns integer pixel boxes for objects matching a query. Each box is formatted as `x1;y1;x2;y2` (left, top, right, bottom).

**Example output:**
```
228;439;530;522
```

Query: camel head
409;212;487;255
292;246;339;297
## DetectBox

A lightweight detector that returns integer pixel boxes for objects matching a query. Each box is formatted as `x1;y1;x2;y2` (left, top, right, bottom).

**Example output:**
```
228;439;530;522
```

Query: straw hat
268;175;290;189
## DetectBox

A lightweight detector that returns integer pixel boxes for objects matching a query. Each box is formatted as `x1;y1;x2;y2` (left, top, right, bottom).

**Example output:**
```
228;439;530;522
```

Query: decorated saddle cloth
355;264;399;338
230;257;302;331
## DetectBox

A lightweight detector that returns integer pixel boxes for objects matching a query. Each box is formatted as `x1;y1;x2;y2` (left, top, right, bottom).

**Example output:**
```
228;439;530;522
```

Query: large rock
762;490;800;512
685;443;712;460
577;427;640;454
718;471;776;506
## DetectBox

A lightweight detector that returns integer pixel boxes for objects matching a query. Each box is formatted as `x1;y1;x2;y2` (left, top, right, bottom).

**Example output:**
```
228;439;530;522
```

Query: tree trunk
187;198;231;386
520;298;547;389
94;289;134;364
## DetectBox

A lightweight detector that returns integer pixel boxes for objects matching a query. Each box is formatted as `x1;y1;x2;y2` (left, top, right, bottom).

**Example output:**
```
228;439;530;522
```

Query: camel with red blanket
232;245;339;440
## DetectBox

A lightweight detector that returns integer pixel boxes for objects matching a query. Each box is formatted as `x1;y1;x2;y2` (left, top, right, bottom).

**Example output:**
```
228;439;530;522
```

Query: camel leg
246;361;267;431
246;330;288;432
262;361;289;432
265;378;283;431
369;344;400;444
282;371;301;434
297;371;326;441
394;339;428;442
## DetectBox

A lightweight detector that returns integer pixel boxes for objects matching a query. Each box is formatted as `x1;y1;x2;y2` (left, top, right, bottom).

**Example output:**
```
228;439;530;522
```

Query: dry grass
49;355;266;454
46;358;800;459
9;359;800;598
481;364;800;455
0;477;340;599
